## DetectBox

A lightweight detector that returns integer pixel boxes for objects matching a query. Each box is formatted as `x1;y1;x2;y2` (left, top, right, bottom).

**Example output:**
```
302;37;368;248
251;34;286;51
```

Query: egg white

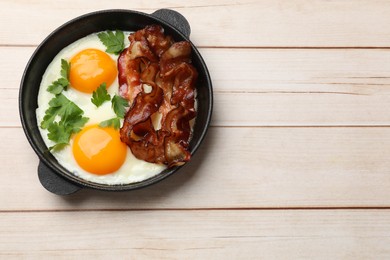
36;32;167;185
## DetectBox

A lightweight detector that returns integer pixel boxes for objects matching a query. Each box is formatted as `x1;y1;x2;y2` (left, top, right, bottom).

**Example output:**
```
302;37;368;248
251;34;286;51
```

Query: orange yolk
72;125;127;175
69;49;117;93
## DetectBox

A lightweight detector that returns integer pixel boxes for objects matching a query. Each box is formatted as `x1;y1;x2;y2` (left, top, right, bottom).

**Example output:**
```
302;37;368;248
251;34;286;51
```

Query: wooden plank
213;92;390;126
5;1;390;258
10;47;390;93
7;47;390;127
2;1;390;47
202;48;390;93
12;89;390;127
1;210;390;258
4;126;390;210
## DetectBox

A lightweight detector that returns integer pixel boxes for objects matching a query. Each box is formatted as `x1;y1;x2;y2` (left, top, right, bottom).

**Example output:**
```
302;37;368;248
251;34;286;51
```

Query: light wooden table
2;0;390;258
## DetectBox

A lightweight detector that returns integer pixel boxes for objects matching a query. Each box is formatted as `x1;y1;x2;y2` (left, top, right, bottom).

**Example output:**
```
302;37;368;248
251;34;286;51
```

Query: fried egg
36;32;167;185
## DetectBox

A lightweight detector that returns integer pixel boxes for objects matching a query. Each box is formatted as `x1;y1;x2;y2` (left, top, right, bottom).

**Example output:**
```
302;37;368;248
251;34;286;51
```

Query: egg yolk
69;49;117;93
72;125;127;175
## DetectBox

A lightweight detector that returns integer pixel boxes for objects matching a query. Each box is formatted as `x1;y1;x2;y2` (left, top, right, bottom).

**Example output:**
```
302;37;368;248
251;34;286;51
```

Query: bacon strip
118;25;197;167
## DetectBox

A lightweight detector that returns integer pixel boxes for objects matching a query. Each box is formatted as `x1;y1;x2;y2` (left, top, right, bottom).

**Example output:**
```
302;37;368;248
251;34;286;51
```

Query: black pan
19;9;213;195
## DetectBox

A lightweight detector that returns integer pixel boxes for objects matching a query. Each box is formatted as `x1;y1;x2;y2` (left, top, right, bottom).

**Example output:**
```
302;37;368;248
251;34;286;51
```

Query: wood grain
3;1;390;258
6;47;390;127
4;126;390;210
1;210;390;258
2;1;390;47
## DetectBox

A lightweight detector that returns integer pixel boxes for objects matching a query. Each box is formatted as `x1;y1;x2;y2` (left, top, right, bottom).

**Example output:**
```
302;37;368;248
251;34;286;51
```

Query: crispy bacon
118;49;142;102
120;83;167;164
118;25;197;167
162;106;196;165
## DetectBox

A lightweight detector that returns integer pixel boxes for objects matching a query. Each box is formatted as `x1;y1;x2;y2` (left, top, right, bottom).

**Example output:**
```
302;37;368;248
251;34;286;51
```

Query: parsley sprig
98;95;129;130
111;94;129;118
41;58;88;150
41;93;89;151
47;59;70;95
91;83;111;107
97;30;125;55
99;117;121;129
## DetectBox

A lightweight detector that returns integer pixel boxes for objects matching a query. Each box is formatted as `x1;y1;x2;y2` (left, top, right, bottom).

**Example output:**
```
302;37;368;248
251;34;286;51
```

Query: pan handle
38;161;82;195
151;9;191;38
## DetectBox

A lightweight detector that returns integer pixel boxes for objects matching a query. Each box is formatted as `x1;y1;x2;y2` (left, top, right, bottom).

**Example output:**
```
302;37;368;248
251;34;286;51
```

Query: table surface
2;0;390;258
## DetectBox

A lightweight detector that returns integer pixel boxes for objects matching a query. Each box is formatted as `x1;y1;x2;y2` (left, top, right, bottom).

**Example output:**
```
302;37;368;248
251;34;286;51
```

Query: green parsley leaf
41;94;67;129
47;59;70;94
111;94;129;118
91;83;111;107
97;30;125;55
97;93;129;130
47;78;69;95
60;59;70;79
63;114;89;133
99;117;121;130
47;121;73;144
40;93;89;150
49;143;68;152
